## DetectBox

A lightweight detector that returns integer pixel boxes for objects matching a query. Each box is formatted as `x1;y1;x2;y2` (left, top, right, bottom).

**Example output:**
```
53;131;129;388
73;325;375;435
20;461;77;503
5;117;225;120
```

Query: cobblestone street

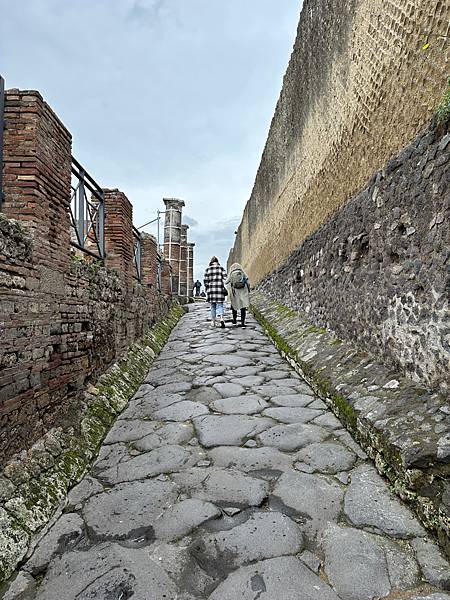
6;304;450;600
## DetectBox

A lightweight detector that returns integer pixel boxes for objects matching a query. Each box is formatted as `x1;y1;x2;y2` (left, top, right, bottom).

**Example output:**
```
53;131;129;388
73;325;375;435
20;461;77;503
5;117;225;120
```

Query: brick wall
104;189;134;282
0;89;172;467
141;232;158;288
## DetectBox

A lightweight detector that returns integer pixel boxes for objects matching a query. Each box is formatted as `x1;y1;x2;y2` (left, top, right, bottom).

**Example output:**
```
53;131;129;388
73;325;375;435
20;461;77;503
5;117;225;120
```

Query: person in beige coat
225;263;250;328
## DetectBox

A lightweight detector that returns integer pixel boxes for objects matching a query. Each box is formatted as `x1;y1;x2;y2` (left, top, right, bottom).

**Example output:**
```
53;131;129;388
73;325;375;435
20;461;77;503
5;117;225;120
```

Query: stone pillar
179;224;189;298
2;89;72;272
141;233;158;288
163;198;184;295
187;242;195;298
103;189;134;283
160;257;172;295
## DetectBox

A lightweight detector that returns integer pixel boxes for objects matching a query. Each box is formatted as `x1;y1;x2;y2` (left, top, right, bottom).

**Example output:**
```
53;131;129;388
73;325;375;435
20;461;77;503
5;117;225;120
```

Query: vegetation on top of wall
436;77;450;123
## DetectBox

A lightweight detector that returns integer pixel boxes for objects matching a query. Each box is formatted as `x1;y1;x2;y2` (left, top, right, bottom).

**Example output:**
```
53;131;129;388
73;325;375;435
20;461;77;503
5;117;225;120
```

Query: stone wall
259;119;449;393
229;0;448;284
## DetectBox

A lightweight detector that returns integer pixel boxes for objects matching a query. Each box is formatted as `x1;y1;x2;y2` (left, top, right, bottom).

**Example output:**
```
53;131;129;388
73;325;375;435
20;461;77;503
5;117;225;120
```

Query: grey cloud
183;215;199;228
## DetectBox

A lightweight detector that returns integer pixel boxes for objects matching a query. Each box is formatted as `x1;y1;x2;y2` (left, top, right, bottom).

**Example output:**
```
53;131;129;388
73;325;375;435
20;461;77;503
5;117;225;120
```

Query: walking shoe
220;320;225;328
211;319;216;327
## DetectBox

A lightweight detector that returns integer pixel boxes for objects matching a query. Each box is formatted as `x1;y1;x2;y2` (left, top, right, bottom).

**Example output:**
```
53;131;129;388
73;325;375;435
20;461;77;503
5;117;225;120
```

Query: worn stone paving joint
0;302;185;585
1;303;450;600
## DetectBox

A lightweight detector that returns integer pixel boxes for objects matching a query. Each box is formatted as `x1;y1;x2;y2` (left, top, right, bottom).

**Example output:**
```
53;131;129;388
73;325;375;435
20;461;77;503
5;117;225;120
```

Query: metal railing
0;75;5;210
157;254;162;290
133;226;142;281
70;156;105;259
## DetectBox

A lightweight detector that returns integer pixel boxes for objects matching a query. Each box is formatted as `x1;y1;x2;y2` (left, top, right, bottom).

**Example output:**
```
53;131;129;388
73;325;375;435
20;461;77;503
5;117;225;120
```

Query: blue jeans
211;302;224;319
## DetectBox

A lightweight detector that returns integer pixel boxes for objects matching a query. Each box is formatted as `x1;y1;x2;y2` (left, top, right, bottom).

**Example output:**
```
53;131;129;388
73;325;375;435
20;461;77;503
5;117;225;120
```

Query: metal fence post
0;75;5;211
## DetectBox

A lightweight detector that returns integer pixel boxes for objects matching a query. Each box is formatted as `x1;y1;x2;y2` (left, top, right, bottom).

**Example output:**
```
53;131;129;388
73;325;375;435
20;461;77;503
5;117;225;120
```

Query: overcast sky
1;0;301;279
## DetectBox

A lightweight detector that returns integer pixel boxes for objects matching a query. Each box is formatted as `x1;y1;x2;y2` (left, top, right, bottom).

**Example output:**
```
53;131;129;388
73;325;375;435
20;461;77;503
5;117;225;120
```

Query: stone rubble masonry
103;189;134;283
0;88;174;470
258;118;449;393
250;290;450;558
163;197;184;295
229;0;448;284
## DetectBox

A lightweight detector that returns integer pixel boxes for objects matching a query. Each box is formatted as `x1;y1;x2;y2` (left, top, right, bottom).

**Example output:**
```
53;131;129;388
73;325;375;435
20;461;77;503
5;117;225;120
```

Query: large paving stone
213;382;245;397
23;513;84;576
153;499;220;541
190;512;304;576
344;464;425;538
252;384;297;397
227;366;264;377
295;441;357;474
194;415;274;447
230;375;265;387
204;355;254;367
148;381;192;394
34;543;180;600
208;446;294;472
99;445;204;484
192;468;269;508
132;422;194;451
272;470;343;537
211;395;269;415
2;572;36;600
411;537;450;589
103;419;159;444
270;393;314;407
208;556;340;600
152;400;209;421
312;412;342;430
258;422;329;451
121;392;185;419
322;523;391;600
82;479;178;541
66;475;104;509
196;343;236;355
187;386;223;404
262;406;323;424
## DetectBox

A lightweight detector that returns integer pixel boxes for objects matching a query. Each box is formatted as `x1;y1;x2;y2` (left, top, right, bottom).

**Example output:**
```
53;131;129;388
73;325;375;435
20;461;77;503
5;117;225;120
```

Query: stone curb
251;291;450;558
0;302;186;583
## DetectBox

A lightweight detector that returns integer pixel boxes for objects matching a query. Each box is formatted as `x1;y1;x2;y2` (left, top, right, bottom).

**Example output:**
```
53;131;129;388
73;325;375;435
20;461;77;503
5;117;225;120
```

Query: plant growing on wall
436;77;450;123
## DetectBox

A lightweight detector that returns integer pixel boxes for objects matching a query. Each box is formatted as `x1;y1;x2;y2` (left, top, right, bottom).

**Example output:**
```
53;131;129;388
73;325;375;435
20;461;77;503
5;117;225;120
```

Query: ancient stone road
6;304;450;599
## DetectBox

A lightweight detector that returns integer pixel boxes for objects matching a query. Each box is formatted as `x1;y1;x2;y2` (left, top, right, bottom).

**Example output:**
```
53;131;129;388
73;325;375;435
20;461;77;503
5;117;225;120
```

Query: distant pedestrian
204;256;227;328
193;280;202;296
226;263;250;328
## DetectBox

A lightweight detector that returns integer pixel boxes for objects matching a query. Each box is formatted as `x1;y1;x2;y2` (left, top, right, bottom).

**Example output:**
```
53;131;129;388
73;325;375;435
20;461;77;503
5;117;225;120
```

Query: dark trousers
232;308;247;325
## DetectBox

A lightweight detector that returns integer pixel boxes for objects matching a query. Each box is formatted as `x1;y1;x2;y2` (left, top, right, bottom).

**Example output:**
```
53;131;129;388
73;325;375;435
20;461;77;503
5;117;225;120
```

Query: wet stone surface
4;304;449;599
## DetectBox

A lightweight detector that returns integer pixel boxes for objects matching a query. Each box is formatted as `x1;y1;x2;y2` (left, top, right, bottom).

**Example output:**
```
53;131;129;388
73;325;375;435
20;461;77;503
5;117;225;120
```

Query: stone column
103;189;134;283
187;242;195;298
141;233;158;288
163;198;184;295
2;89;72;272
179;224;189;298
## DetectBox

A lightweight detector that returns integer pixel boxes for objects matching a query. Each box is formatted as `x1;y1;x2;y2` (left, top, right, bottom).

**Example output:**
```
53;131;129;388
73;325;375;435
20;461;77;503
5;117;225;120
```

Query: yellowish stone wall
229;0;449;283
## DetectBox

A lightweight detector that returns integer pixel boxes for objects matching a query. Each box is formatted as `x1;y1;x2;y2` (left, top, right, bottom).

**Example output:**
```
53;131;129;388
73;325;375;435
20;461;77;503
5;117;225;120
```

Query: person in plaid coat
203;256;227;328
